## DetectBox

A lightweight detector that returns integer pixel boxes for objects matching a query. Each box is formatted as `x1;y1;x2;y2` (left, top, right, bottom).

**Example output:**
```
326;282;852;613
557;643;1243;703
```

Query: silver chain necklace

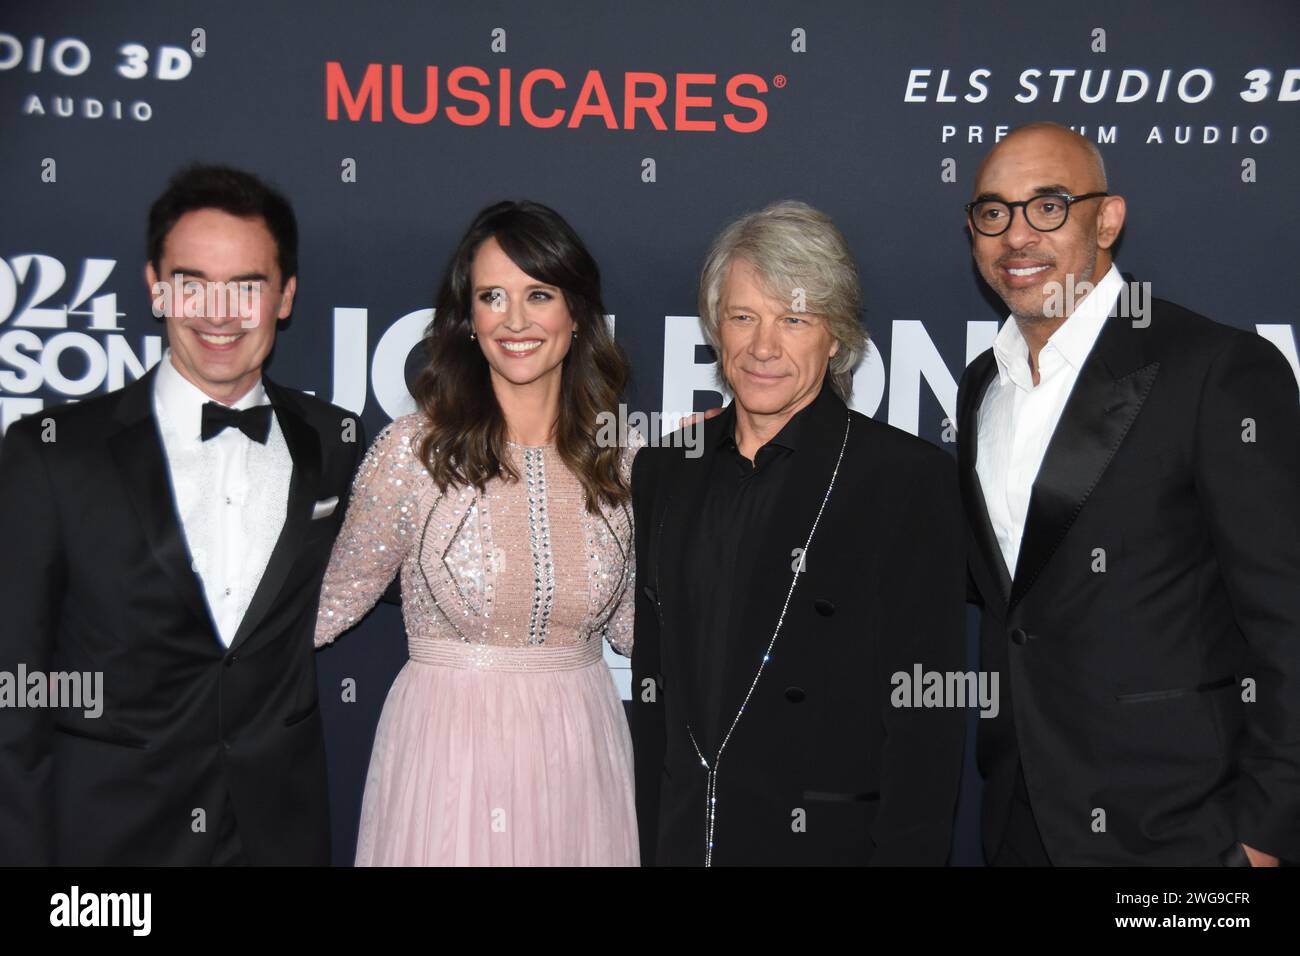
685;410;851;866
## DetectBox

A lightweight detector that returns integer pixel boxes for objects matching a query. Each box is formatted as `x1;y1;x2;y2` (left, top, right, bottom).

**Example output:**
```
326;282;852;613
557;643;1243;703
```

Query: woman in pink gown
315;201;640;865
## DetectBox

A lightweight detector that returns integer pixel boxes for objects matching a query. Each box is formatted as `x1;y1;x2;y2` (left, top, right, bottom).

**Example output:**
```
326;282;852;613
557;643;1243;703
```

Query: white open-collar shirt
975;264;1124;579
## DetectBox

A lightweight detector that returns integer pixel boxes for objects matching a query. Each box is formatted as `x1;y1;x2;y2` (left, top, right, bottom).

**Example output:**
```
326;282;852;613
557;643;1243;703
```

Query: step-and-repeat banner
2;0;1297;864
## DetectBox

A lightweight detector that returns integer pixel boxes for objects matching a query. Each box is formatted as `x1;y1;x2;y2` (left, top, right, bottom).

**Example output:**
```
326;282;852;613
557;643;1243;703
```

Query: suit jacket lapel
958;351;1013;607
228;378;321;653
108;365;217;636
1010;314;1159;609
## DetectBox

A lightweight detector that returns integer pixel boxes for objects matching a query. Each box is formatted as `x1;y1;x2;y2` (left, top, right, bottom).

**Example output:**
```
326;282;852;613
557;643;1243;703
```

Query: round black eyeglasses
965;191;1109;236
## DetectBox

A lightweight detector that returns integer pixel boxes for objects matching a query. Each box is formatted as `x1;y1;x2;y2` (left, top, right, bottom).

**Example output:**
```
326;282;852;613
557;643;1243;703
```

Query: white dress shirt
153;349;292;647
975;264;1124;578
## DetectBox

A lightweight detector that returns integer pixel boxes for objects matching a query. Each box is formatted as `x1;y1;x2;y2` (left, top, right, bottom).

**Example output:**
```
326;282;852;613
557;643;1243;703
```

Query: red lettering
520;68;566;128
446;66;490;125
724;73;767;133
499;67;511;125
325;64;769;133
675;73;715;131
326;62;382;122
624;72;668;130
568;69;618;128
391;65;438;124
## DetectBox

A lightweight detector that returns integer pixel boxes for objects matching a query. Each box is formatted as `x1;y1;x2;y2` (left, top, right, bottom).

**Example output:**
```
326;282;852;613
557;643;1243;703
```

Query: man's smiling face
969;127;1121;323
147;207;295;404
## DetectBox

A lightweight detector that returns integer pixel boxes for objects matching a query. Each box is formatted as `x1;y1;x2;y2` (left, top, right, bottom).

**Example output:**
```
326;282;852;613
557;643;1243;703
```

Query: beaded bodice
315;413;638;654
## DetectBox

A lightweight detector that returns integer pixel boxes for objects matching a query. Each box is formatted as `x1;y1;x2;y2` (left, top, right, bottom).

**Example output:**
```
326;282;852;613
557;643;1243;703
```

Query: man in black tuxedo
958;122;1300;866
630;201;967;866
0;165;364;865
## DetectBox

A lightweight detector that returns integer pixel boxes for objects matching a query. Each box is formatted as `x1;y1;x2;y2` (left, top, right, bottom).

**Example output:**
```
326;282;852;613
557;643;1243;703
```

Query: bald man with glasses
956;122;1300;867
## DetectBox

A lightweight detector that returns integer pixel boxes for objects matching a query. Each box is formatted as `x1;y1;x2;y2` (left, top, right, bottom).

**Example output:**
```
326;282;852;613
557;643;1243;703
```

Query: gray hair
698;200;867;402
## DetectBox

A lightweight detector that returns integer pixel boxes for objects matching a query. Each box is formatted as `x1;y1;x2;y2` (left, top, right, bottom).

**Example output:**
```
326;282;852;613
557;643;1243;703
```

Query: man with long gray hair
630;200;967;865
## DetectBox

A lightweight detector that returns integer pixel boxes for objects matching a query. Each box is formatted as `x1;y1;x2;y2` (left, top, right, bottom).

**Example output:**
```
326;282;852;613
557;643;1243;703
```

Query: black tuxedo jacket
958;298;1300;865
0;365;365;865
630;385;967;865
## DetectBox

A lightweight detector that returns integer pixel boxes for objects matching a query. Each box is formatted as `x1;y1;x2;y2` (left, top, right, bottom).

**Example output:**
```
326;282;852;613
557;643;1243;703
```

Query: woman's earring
572;330;577;339
469;331;477;341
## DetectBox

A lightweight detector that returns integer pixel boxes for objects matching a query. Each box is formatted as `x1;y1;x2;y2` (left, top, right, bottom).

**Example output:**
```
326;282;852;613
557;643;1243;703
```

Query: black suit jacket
630;385;967;865
958;298;1300;865
0;365;365;865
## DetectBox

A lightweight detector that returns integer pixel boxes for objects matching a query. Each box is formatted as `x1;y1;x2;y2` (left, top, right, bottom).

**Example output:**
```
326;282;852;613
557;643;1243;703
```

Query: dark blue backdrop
2;0;1297;864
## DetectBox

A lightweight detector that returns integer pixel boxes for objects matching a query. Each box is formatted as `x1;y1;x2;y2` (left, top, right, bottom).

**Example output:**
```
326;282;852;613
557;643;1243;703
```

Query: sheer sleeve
605;543;635;657
315;415;425;647
603;436;644;657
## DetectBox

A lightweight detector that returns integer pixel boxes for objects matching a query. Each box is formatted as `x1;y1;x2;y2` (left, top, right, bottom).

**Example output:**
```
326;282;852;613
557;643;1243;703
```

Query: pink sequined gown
315;413;640;866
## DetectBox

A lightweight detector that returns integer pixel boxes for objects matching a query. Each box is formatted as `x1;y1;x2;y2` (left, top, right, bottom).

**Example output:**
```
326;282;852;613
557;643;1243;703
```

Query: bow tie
200;402;273;444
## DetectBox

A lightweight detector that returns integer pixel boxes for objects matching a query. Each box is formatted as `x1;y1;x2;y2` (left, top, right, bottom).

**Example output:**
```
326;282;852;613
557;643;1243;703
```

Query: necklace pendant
684;411;851;869
704;768;718;867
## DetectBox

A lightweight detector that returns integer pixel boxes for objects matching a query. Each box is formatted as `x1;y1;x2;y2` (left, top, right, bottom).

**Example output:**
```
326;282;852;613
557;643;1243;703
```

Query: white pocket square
312;496;339;520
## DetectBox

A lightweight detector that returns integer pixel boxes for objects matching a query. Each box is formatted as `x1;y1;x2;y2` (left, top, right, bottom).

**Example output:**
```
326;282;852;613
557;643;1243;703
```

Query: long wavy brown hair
413;200;631;513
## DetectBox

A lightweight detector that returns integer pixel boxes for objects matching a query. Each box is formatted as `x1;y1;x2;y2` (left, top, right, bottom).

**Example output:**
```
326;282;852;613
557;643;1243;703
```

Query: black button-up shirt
681;388;819;751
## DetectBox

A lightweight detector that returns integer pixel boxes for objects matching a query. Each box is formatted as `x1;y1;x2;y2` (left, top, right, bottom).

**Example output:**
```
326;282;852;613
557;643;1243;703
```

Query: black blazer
630;385;967;865
0;365;365;865
958;298;1300;865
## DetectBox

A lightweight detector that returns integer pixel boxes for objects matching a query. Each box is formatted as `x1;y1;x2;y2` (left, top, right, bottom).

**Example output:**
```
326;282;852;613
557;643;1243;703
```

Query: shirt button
226;496;232;505
225;587;232;596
